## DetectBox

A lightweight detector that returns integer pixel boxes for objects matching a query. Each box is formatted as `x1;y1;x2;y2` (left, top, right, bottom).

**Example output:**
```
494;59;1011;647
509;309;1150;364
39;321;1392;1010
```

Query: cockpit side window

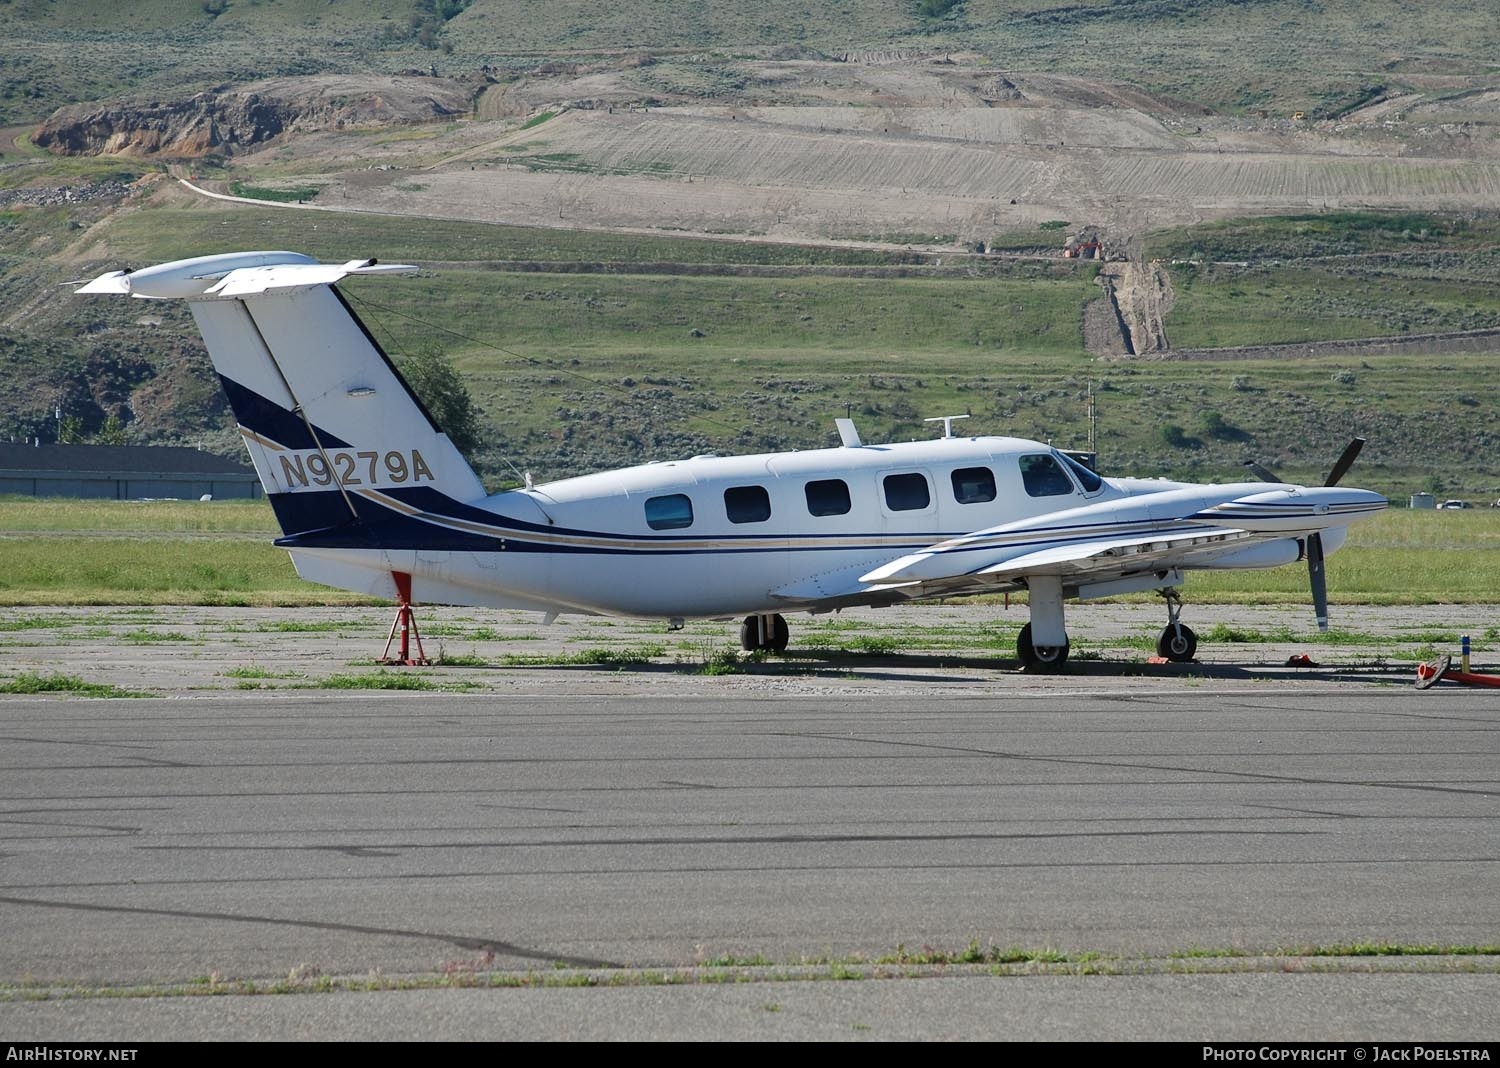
645;493;694;530
1019;454;1075;497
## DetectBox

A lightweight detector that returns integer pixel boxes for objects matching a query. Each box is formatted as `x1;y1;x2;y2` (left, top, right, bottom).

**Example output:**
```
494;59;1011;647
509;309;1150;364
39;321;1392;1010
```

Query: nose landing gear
1155;589;1198;662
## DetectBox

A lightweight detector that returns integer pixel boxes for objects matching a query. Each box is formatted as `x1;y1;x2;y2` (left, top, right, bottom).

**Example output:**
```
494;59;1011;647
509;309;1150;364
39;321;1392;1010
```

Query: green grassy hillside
2;0;1496;125
5;195;1494;495
2;196;1495;500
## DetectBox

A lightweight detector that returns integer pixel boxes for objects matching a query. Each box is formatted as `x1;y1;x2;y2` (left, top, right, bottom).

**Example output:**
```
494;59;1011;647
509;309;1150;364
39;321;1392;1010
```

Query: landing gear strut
1155;589;1197;662
739;613;789;653
1017;575;1070;671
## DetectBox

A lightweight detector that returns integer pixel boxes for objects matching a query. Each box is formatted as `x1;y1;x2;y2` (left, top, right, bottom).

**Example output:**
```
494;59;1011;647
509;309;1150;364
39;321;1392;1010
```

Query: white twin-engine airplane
78;251;1389;669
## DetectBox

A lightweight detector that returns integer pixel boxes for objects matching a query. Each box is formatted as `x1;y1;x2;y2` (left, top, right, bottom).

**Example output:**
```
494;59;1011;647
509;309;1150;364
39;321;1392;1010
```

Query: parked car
1440;499;1470;510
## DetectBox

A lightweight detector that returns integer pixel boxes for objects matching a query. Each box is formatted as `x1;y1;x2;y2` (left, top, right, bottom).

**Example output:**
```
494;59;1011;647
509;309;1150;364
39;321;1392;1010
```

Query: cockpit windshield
1056;450;1103;494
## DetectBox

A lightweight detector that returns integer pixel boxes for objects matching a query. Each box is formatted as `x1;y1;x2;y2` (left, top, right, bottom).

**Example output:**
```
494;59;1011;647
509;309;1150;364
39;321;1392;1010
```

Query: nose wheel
740;613;789;653
1156;589;1198;662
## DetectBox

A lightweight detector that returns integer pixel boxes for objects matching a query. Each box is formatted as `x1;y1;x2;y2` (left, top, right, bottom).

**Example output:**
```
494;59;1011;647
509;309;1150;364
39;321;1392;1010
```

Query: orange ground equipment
1415;653;1500;690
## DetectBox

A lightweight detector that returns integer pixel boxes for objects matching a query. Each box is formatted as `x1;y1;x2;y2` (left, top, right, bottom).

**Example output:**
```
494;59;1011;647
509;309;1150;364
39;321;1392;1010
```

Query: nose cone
1343;487;1389;515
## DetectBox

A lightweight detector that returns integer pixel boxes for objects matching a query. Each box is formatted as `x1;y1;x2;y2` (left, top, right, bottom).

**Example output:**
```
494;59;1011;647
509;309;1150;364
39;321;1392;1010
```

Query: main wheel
740;614;790;653
1156;623;1198;662
1017;622;1070;670
766;613;789;653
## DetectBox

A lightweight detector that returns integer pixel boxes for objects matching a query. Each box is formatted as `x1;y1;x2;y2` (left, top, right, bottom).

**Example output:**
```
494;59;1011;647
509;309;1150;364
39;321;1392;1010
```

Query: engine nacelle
1192;487;1387;532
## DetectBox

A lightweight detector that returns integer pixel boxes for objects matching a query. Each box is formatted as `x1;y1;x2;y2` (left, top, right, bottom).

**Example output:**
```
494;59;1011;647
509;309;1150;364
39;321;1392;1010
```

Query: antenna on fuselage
835;417;863;448
924;414;970;439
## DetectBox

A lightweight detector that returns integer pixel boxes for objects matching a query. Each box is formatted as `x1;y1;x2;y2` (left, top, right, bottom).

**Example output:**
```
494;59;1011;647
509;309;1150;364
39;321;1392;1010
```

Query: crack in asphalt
0;894;617;969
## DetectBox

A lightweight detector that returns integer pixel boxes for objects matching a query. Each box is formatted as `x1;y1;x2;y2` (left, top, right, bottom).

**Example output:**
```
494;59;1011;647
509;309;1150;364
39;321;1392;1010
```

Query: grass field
1165;268;1500;348
0;498;1494;608
89;203;939;268
1149;211;1500;346
1146;212;1500;263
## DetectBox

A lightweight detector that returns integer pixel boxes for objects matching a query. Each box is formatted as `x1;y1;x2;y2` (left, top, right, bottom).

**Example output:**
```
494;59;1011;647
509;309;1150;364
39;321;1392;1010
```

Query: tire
1156;623;1198;662
741;614;790;653
1017;622;1069;670
767;614;790;654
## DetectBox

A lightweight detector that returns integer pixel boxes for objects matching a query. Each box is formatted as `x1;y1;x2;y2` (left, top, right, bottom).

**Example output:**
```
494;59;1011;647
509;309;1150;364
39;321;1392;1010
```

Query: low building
0;444;262;500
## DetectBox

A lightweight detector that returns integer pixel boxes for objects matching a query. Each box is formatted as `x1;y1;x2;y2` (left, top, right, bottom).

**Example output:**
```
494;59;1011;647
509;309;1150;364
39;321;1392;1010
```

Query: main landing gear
1155;589;1198;663
1017;574;1070;671
1016;579;1199;671
740;613;789;653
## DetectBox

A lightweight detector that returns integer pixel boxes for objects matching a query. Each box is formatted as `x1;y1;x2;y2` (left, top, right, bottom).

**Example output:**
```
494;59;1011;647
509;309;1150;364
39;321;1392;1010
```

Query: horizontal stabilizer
207;260;418;297
73;270;132;295
74;251;318;299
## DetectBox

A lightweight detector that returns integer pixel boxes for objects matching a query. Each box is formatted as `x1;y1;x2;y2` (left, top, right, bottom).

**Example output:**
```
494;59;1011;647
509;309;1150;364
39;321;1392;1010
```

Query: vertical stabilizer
77;252;485;538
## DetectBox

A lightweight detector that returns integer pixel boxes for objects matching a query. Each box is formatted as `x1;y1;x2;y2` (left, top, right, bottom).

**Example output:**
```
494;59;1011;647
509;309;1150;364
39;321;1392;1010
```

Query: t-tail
76;251;487;596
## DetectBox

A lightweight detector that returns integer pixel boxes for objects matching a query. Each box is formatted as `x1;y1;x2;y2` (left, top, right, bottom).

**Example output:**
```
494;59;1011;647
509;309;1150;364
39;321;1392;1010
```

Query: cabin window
1019;454;1075;497
950;466;996;504
883;472;931;511
644;493;694;530
724;485;772;524
805;478;851;517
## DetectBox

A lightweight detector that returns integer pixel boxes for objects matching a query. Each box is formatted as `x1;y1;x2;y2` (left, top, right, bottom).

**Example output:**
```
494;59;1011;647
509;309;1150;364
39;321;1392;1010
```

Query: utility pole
1087;380;1097;459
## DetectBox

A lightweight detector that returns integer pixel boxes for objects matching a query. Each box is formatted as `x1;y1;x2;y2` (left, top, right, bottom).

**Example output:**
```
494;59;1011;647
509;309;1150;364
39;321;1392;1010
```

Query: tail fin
77;252;485;538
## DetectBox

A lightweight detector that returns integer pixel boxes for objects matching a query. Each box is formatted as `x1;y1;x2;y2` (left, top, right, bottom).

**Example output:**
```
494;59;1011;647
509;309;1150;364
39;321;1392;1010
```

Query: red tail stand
378;571;430;666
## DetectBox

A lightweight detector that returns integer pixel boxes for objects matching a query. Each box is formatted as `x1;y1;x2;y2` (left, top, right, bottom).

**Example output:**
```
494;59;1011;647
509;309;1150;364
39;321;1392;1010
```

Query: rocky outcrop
33;74;488;158
0;180;133;208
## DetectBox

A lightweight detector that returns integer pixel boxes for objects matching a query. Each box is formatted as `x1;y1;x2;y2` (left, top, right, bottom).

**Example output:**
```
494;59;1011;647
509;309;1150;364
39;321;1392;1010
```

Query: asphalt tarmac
2;661;1498;1039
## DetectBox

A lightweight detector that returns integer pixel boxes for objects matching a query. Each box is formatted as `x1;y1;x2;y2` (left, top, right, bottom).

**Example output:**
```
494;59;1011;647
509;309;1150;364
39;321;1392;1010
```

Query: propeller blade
1243;460;1283;484
1307;532;1329;631
1324;437;1366;487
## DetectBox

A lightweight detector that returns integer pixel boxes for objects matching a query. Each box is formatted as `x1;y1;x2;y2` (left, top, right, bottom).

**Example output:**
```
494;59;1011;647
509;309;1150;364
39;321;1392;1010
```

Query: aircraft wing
771;481;1388;609
865;527;1252;589
770;525;1256;607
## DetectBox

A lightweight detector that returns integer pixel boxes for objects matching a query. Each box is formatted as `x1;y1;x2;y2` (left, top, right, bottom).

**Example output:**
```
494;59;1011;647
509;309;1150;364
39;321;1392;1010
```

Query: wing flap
973;529;1251;580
